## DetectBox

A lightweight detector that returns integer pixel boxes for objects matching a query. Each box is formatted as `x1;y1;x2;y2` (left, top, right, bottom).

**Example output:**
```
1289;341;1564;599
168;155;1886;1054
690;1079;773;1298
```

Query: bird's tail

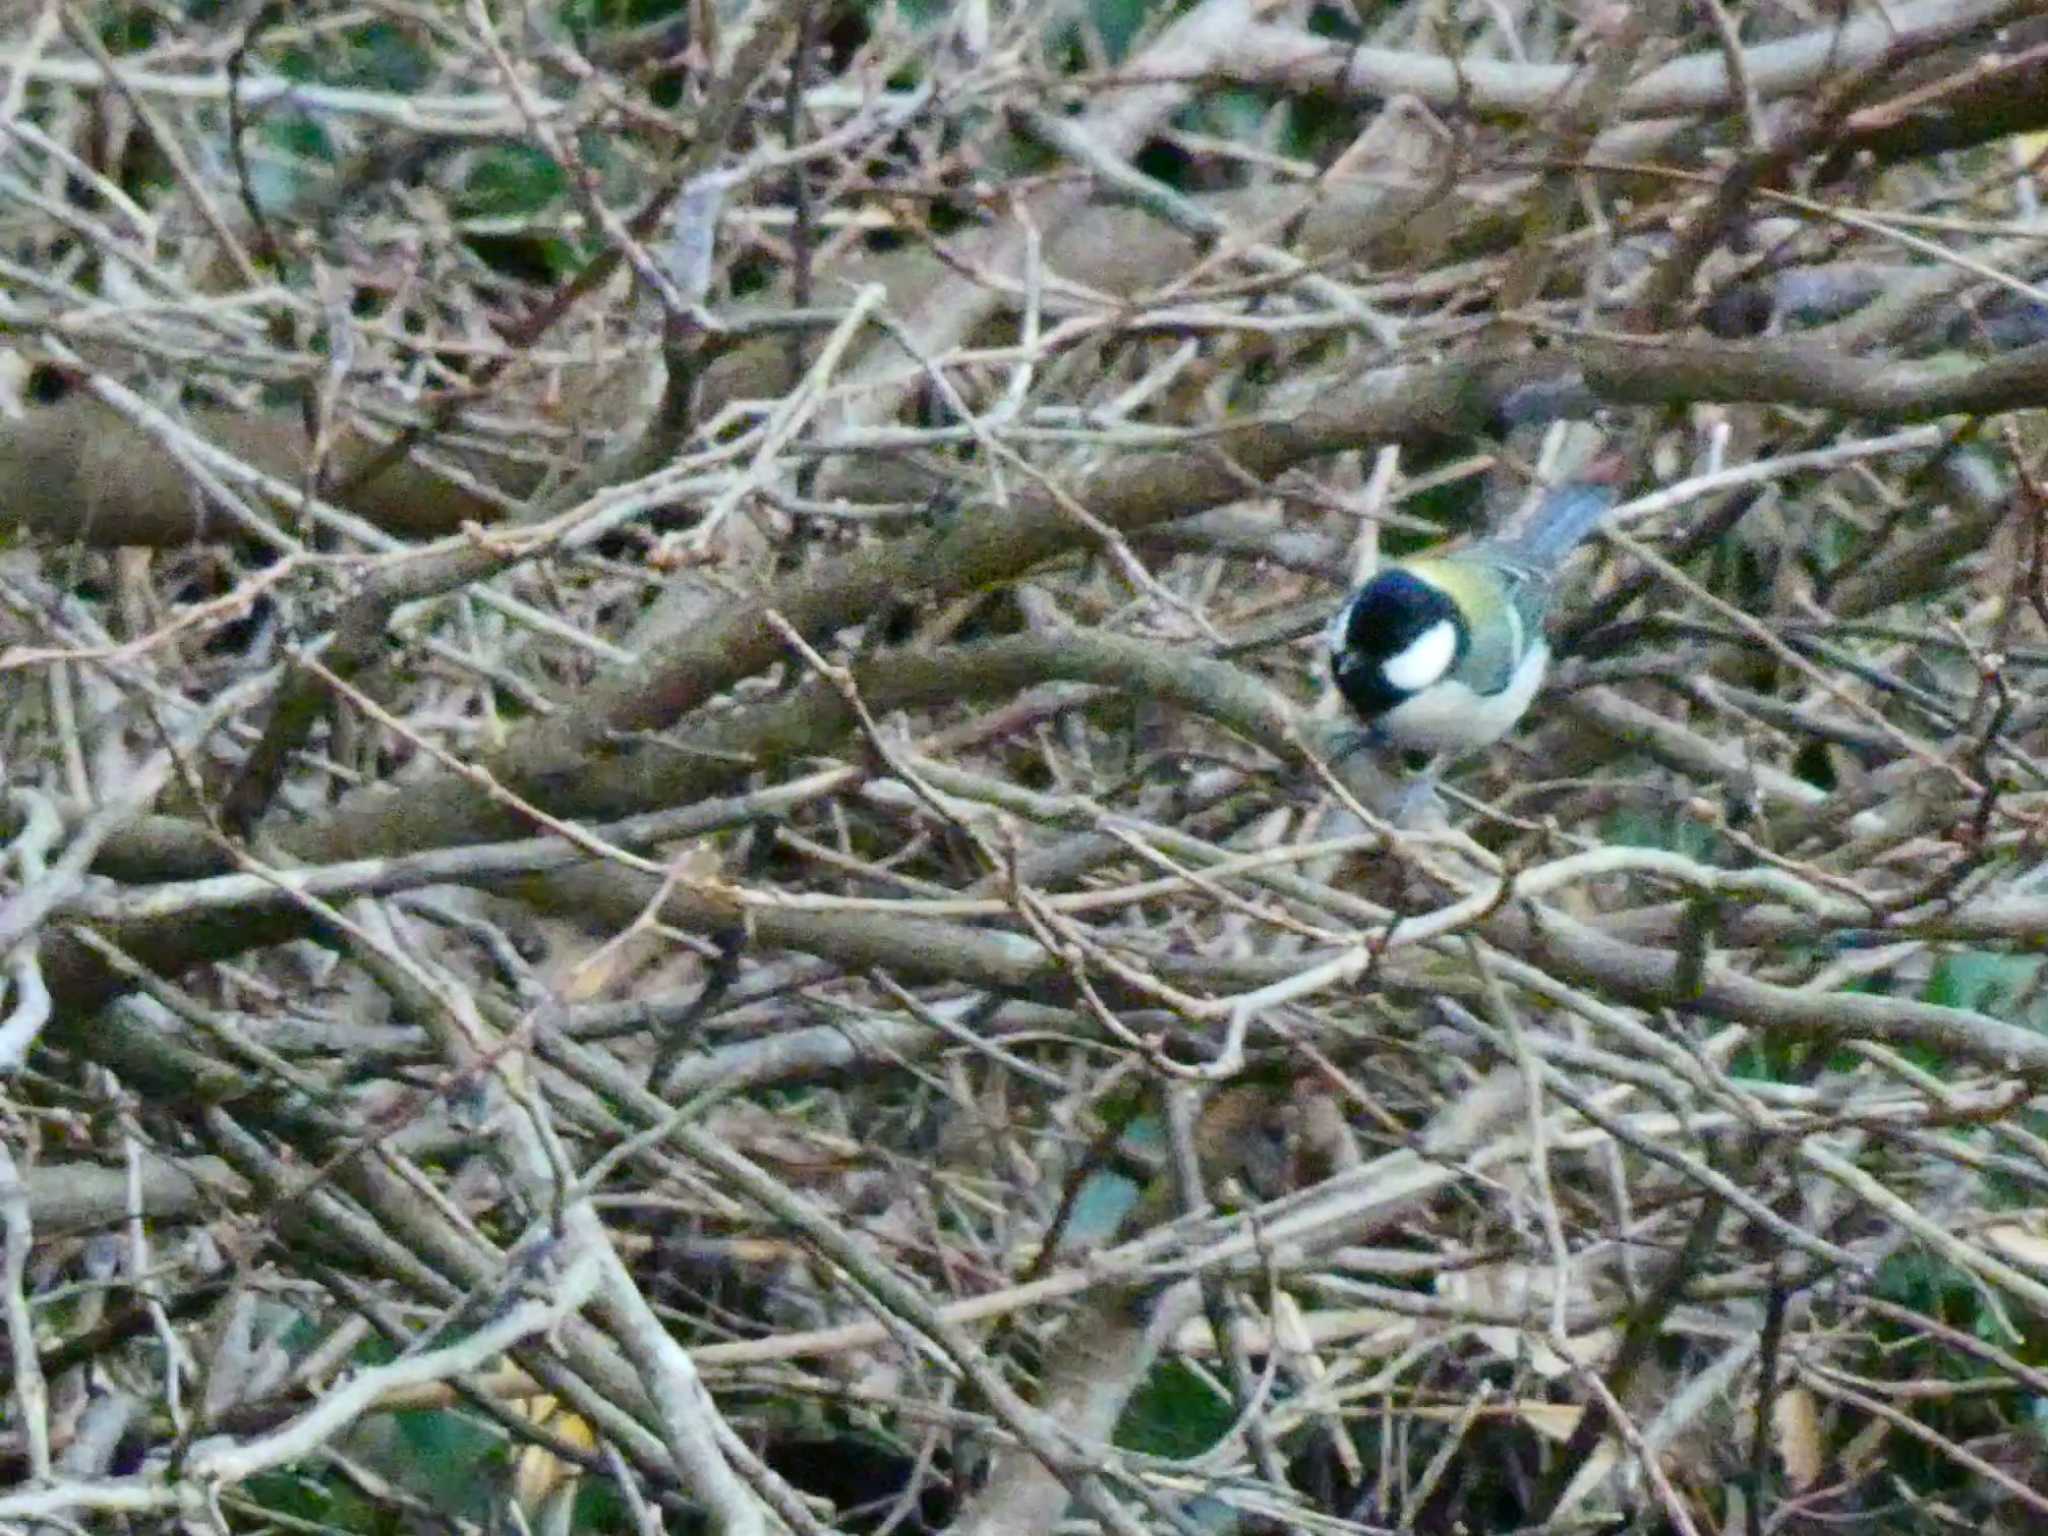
1501;481;1621;569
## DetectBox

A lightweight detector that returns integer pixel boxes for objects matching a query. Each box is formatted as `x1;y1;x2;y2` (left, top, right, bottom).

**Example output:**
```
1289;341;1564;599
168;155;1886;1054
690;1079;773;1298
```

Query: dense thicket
0;4;2046;1535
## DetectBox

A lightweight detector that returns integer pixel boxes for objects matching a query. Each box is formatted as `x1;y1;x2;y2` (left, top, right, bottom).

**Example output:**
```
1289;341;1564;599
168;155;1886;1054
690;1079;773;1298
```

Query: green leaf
1601;807;1720;861
389;1409;503;1519
345;23;432;92
461;146;569;220
1116;1358;1236;1460
1925;950;2048;1034
1065;1170;1141;1245
1088;0;1154;61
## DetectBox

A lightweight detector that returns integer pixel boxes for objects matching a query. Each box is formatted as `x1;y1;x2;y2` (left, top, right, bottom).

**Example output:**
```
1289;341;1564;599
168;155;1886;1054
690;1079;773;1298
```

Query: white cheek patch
1380;619;1458;693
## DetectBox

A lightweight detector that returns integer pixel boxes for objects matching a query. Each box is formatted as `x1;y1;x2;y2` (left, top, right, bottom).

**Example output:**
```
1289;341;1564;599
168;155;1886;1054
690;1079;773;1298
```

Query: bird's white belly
1375;641;1550;755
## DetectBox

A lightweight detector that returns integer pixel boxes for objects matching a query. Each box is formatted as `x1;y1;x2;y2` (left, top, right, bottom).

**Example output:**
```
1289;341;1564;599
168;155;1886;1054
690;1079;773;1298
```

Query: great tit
1326;480;1619;757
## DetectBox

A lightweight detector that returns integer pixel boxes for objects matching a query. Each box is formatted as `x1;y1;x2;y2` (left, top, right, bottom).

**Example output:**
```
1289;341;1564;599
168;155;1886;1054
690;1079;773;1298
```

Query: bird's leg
1328;721;1391;765
1387;762;1445;827
1325;729;1444;825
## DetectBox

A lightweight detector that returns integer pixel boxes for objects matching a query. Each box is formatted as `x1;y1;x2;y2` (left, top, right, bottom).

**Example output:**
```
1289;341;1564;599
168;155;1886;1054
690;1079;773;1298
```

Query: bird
1326;478;1620;760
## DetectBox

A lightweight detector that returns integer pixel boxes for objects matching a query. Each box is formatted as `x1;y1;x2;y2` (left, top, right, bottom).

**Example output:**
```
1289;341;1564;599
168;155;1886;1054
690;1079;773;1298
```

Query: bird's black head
1328;568;1465;720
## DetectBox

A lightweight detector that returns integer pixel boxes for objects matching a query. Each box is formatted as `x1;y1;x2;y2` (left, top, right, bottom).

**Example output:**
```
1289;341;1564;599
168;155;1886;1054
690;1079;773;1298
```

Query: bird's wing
1403;556;1548;697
